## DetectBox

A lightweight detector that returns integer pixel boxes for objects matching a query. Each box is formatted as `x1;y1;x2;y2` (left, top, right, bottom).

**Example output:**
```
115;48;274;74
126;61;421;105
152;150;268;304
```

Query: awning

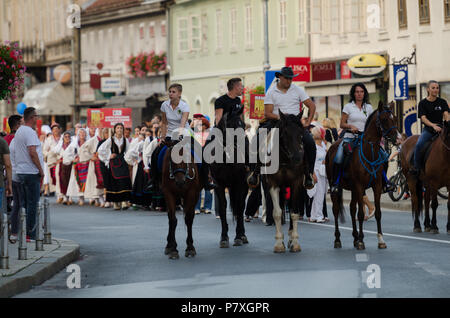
21;81;73;116
303;77;378;97
106;95;149;108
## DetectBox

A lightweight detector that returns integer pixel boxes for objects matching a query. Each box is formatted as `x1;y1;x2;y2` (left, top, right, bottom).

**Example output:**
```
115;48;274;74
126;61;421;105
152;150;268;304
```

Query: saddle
155;142;202;173
342;138;360;169
409;133;439;169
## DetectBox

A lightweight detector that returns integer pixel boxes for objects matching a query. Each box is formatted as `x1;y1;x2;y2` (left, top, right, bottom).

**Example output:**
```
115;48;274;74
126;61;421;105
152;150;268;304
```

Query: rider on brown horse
409;80;450;176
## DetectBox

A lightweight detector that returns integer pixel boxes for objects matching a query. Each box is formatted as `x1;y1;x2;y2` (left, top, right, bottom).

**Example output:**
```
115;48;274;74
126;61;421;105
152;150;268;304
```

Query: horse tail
337;187;346;224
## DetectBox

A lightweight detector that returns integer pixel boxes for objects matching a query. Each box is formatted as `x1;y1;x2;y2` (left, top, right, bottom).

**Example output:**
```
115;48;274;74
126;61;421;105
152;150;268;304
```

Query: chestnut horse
325;101;399;250
400;120;450;234
161;139;202;259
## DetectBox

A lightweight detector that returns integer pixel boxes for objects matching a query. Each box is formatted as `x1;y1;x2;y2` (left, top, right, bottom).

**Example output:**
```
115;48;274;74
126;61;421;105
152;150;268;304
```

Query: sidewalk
0;238;80;298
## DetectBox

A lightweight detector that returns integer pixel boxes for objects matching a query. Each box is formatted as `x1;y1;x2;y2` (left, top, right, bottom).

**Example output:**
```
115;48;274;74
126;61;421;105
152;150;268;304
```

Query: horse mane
364;109;378;132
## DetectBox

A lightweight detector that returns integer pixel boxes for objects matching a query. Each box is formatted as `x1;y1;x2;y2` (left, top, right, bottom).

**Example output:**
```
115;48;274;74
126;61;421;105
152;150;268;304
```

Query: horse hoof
185;249;196;258
447;230;450;235
424;227;431;233
353;241;359;248
233;239;243;246
289;244;301;253
274;243;286;253
378;243;387;249
164;247;171;255
431;229;439;234
169;251;179;260
241;236;249;244
220;240;229;248
334;241;342;249
287;240;292;249
357;242;365;250
413;228;422;233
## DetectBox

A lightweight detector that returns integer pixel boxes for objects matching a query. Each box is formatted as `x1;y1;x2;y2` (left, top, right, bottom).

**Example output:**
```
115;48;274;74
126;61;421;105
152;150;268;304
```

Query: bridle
376;108;398;143
278;122;304;166
168;146;196;180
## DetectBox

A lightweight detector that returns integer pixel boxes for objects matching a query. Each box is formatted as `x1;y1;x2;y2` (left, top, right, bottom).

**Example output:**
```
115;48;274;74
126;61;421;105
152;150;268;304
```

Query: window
279;0;287;40
351;0;361;32
245;4;253;46
161;20;167;37
330;0;340;34
230;8;237;48
298;0;305;37
379;0;386;29
149;22;155;39
177;17;188;52
311;0;322;33
418;0;430;24
215;9;223;50
446;0;450;22
190;15;201;51
139;23;145;40
398;0;408;29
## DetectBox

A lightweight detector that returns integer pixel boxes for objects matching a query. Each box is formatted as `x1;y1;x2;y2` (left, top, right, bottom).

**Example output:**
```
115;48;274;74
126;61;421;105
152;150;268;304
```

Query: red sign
312;62;336;82
340;61;351;79
87;108;133;128
285;57;311;82
249;94;265;120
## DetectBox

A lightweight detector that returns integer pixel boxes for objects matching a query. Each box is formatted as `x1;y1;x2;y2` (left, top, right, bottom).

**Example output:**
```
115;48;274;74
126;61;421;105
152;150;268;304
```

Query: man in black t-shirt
411;80;450;174
214;78;244;125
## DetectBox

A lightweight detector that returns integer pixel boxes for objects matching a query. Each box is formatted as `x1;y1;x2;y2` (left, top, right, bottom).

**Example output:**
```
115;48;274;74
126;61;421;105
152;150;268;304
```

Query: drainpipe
263;0;270;71
166;1;172;90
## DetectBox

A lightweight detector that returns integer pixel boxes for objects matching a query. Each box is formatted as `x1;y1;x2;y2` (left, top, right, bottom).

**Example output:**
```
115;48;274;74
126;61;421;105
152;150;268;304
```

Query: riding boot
304;171;314;190
330;163;343;194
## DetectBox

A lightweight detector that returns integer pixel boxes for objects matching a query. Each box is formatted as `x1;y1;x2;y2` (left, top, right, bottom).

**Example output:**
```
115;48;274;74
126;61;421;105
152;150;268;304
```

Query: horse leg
408;179;422;233
230;188;246;246
350;191;359;248
430;189;439;234
238;185;249;244
424;189;431;232
184;197;197;257
331;193;342;248
270;186;285;253
447;191;450;235
216;186;229;248
373;185;387;249
164;195;179;259
288;186;301;253
355;188;365;250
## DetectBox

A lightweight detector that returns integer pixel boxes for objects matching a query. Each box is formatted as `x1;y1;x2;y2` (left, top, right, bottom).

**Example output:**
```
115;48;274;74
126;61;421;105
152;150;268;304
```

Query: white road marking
299;221;450;245
361;293;377;298
415;262;450;277
356;253;369;262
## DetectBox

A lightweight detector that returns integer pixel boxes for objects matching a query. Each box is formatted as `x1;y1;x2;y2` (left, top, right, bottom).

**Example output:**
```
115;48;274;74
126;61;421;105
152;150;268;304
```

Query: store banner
394;65;409;100
340;61;352;79
87;108;133;128
265;71;278;93
285;57;311;82
312;62;336;82
249;94;265;120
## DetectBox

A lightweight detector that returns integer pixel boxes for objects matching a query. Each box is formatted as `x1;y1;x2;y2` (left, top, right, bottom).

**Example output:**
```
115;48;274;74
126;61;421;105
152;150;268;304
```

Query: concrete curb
0;239;80;298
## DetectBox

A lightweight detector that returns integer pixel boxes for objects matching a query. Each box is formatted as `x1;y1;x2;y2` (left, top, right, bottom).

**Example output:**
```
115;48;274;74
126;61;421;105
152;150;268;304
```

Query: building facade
308;0;450;135
169;0;309;122
79;0;169;125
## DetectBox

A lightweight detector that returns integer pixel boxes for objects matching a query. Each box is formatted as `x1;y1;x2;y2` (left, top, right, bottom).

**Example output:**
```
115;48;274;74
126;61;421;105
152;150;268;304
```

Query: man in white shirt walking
13;107;45;241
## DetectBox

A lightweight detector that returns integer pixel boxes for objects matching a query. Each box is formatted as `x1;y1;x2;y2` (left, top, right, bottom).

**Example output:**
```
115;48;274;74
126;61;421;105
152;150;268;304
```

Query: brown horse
325;101;399;250
400;121;450;234
161;139;202;259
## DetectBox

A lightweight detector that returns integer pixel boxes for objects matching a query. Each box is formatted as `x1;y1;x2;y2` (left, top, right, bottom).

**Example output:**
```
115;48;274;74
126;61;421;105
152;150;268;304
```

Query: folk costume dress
83;134;104;203
54;140;75;202
43;135;61;194
98;136;132;203
66;138;89;203
126;138;152;207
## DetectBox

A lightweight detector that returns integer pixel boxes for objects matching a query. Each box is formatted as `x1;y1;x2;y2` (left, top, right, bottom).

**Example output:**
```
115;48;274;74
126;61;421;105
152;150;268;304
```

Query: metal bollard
0;190;8;269
35;202;44;251
18;207;27;260
43;198;52;244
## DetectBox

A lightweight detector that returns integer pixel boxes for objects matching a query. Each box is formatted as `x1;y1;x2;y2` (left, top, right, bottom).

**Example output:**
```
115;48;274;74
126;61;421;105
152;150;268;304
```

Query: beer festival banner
87;108;133;128
249;94;265;120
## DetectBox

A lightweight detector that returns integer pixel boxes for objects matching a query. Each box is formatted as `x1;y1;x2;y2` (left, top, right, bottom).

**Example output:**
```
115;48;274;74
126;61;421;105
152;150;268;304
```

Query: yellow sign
347;54;387;76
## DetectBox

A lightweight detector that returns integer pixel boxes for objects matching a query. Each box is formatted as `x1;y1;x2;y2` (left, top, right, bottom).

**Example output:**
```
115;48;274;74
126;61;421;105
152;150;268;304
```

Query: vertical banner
250;94;265;120
3;118;9;134
394;65;409;100
340;61;352;79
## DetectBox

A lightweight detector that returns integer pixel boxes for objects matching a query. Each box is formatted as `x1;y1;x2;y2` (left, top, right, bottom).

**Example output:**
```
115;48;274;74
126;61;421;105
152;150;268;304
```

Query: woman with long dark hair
98;123;132;210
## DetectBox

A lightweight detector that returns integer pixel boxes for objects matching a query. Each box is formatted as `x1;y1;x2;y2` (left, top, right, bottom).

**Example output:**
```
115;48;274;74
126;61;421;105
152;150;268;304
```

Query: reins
167;145;196;180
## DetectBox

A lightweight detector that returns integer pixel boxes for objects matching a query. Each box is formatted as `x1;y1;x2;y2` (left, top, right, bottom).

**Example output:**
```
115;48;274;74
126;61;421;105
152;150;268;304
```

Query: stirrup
330;184;340;194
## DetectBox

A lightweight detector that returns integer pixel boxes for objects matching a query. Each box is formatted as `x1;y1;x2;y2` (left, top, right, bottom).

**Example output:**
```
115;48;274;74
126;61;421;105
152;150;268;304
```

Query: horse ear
297;110;304;122
378;101;384;110
389;101;395;112
218;113;228;129
237;105;244;116
279;110;286;121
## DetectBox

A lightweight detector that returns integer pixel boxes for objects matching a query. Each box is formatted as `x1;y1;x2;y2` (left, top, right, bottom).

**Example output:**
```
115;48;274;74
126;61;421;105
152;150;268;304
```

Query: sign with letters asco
285;57;311;82
347;54;387;76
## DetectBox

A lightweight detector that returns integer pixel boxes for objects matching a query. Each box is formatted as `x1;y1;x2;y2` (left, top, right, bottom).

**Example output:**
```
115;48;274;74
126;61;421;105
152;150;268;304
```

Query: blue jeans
334;138;354;164
10;181;22;235
17;174;41;240
195;189;212;211
414;129;435;170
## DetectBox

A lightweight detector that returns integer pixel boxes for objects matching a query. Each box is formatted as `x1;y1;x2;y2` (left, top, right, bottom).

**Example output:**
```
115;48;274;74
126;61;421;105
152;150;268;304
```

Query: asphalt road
15;196;450;298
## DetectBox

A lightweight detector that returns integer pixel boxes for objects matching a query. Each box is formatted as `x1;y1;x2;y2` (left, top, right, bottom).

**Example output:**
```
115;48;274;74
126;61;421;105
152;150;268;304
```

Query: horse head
166;140;195;188
376;100;399;144
279;110;305;164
